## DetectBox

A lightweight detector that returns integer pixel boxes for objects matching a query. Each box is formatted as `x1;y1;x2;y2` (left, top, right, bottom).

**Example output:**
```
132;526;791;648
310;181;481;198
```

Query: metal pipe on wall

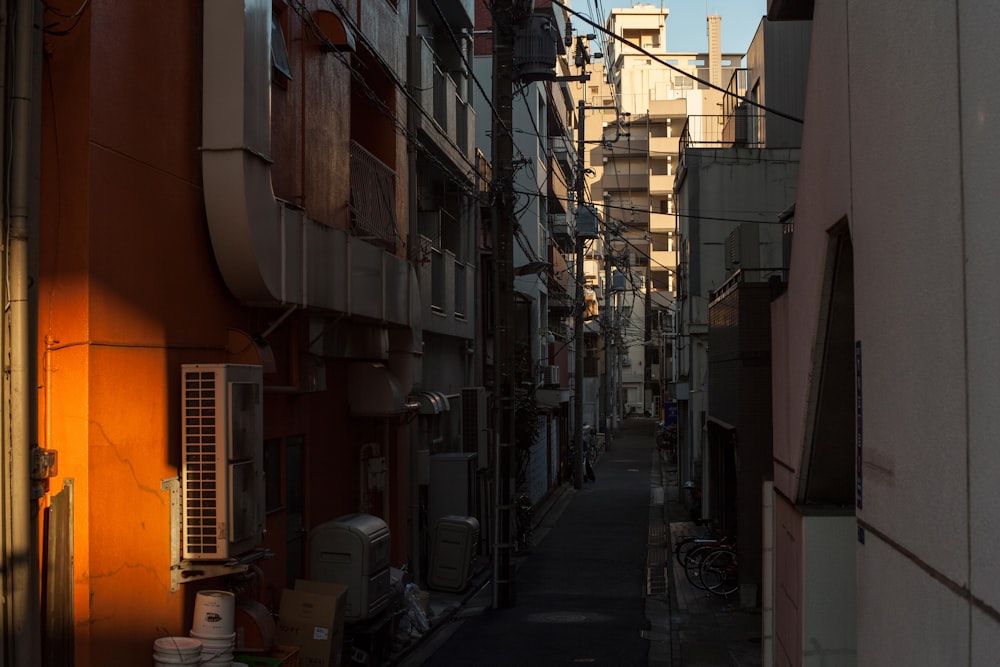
3;0;41;663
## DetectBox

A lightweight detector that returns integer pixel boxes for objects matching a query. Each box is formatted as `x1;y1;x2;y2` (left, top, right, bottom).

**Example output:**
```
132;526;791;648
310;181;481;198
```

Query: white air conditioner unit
541;365;560;386
461;387;488;470
181;363;265;561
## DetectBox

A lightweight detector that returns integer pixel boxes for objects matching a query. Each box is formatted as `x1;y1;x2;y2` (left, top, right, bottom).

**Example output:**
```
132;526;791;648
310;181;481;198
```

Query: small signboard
664;401;678;426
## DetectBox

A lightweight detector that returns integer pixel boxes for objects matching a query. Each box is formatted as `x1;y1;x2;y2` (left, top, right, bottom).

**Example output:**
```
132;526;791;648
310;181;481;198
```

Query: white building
595;4;743;418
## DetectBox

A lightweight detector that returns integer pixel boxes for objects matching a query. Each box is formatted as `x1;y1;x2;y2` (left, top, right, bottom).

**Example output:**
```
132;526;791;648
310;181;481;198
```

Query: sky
573;0;769;55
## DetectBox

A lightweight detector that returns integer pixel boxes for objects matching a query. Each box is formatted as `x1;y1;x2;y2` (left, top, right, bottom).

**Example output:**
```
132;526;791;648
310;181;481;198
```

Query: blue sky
574;0;768;55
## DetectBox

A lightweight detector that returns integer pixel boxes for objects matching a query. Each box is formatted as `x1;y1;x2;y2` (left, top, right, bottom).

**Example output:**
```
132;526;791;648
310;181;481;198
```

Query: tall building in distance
585;4;742;419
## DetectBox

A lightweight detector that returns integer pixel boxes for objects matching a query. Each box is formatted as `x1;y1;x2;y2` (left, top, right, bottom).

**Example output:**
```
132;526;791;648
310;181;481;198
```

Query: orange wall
38;1;411;664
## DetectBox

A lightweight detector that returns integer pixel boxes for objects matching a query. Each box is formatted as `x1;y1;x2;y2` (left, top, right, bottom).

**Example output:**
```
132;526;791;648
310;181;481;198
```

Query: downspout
4;0;41;663
405;0;421;584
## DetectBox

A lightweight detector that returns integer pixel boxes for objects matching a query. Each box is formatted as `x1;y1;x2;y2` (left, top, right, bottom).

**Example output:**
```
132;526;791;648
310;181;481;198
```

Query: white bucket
192;590;236;637
191;629;235;664
152;636;202;666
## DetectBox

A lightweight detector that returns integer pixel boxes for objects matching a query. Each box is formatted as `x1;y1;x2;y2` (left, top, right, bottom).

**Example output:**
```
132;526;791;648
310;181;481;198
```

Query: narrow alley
391;417;761;667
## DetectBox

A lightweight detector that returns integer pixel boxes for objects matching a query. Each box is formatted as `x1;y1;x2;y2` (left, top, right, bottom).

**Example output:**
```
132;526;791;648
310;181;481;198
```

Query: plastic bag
404;583;430;634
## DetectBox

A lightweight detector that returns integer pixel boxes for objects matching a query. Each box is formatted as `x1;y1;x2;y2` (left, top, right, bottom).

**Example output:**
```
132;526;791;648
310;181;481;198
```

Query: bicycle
565;428;596;483
699;547;739;598
682;542;738;598
673;518;733;567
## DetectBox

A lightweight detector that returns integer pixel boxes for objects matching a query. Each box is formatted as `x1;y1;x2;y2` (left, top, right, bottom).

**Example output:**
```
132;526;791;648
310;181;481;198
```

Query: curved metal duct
201;0;416;327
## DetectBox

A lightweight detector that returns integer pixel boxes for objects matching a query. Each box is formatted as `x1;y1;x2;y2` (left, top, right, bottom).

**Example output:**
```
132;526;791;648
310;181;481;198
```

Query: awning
314;8;356;52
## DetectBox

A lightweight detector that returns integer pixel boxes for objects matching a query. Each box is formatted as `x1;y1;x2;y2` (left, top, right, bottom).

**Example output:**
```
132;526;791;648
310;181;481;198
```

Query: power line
550;0;804;124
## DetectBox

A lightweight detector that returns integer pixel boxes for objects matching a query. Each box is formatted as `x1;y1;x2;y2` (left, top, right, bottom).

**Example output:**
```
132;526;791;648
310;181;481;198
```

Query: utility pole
602;199;614;452
491;0;517;609
567;49;615;485
573;94;586;490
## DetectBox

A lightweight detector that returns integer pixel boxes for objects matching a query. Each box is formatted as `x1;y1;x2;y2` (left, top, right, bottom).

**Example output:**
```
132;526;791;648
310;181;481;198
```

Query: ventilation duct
349;362;411;417
201;0;416;327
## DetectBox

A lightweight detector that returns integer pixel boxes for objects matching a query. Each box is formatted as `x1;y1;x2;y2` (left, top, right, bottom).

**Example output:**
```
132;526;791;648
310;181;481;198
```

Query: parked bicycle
655;422;677;461
673;518;734;567
582;426;596;482
699;547;739;597
682;541;738;598
564;427;596;483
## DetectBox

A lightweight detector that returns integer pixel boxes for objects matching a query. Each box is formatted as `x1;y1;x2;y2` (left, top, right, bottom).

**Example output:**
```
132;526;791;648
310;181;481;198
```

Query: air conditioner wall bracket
164;477;273;591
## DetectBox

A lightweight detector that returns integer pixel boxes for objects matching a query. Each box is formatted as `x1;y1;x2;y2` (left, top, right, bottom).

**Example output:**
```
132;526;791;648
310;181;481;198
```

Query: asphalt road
418;420;656;666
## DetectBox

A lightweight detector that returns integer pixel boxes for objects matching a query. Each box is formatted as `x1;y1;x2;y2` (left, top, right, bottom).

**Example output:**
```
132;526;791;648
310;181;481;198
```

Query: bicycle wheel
700;548;738;598
674;536;702;567
683;545;715;590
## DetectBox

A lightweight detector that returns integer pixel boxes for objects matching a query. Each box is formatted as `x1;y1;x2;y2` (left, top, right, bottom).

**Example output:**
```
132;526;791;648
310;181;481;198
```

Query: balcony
349;141;398;251
549;213;574;254
649;135;680;156
648;173;674;195
602;171;649;192
647;99;687;120
476;149;492;205
649;212;673;232
417;36;475;165
650;249;677;273
422;240;475;337
551;134;576;178
679;114;764;150
603;135;648;159
548;152;570;211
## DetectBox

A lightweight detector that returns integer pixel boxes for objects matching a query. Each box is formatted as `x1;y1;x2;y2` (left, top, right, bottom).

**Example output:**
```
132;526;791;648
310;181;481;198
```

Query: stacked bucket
190;590;237;666
152;636;203;666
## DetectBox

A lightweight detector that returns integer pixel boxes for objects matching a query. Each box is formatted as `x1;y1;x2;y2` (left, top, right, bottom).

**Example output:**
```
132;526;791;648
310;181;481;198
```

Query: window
272;12;293;80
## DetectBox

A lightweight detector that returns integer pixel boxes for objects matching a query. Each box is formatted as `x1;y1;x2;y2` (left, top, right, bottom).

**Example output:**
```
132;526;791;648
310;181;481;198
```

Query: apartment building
673;15;809;609
2;0;484;663
594;5;742;419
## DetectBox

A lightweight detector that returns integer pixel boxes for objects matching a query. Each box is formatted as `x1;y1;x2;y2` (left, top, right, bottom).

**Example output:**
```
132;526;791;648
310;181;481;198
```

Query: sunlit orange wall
38;2;407;665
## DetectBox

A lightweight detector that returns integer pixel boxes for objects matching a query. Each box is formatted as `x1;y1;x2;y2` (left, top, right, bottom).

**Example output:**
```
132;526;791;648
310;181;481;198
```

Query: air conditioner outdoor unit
461;386;488;470
541;365;560;386
181;363;265;561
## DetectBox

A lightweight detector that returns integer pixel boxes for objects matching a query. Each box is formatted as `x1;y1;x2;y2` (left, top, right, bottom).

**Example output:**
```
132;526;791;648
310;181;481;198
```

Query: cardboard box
235;644;301;667
276;580;348;667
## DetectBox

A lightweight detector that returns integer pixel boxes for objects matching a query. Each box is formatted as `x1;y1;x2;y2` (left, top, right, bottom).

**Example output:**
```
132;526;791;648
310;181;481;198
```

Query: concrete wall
771;0;1000;663
39;1;416;663
802;514;856;666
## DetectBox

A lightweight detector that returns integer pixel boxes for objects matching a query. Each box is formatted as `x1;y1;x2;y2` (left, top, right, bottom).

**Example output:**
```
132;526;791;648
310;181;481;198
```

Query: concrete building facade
769;0;1000;664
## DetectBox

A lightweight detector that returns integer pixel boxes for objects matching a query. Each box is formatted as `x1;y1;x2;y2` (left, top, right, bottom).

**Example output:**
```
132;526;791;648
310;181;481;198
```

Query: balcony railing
476;149;492;203
419;36;474;159
349;141;398;250
679;114;764;150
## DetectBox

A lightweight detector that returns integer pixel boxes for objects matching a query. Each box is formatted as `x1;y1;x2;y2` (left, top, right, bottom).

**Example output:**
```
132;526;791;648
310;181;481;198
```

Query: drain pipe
406;0;421;585
4;0;41;663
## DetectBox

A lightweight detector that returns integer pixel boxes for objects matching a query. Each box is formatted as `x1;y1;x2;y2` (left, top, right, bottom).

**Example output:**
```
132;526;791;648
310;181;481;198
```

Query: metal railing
349;141;398;250
679;114;764;150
